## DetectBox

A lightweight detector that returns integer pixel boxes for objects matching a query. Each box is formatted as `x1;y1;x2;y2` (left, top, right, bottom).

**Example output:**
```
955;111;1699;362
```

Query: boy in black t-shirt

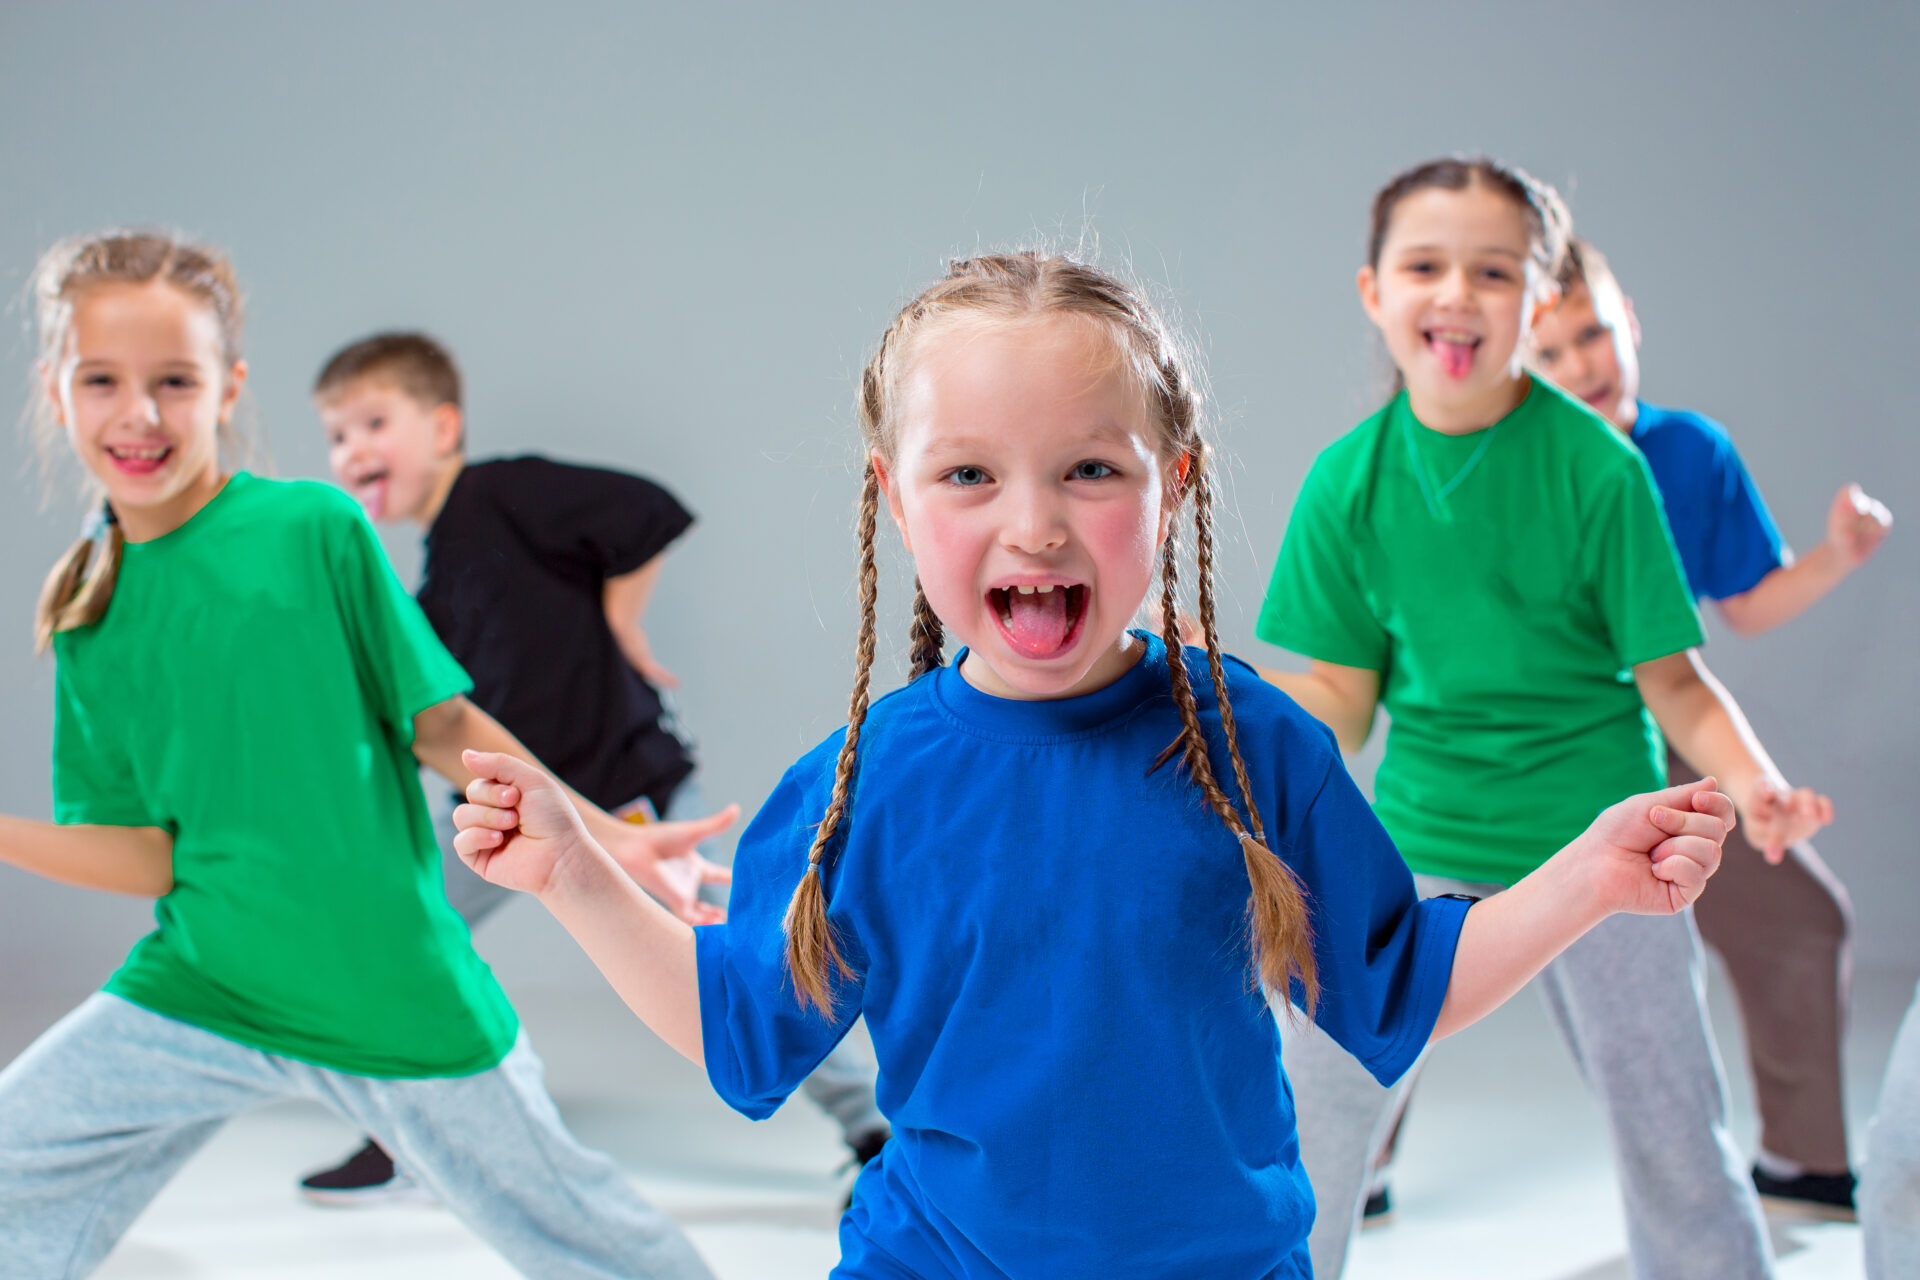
308;332;889;1203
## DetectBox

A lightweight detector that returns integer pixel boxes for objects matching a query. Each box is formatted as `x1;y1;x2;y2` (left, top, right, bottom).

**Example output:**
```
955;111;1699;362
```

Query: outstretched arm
0;815;173;897
1431;777;1733;1040
412;695;735;923
1634;650;1831;861
1252;660;1380;753
604;552;679;690
1716;484;1892;636
454;749;704;1061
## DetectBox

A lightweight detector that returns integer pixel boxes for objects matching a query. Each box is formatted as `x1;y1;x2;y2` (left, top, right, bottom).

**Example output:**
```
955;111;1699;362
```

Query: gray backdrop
2;2;1914;1012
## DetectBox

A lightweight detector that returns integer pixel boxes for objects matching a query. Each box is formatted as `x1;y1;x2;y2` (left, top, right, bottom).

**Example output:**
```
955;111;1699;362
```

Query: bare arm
1633;650;1831;860
603;553;678;690
413;696;732;922
454;750;704;1061
1251;660;1380;753
1432;779;1733;1039
0;815;173;897
1715;483;1892;636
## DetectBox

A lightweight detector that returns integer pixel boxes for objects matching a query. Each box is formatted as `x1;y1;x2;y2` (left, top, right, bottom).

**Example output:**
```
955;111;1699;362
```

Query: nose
1559;340;1592;385
1436;264;1473;306
999;478;1068;555
121;389;160;430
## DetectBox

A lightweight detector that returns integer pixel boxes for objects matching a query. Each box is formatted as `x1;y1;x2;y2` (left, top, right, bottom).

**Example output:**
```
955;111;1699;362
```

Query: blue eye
1481;268;1512;282
1071;460;1114;481
945;466;987;487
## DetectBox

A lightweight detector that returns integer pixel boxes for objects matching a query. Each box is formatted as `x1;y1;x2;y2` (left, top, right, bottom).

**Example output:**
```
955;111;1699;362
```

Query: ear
1355;265;1382;326
218;359;249;426
870;450;910;552
40;361;67;428
432;402;464;455
1622;295;1642;350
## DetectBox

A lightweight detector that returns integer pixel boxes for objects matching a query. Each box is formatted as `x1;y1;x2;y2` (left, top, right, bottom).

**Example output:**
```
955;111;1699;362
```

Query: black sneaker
299;1138;432;1207
1360;1184;1393;1229
1750;1165;1856;1222
841;1129;890;1212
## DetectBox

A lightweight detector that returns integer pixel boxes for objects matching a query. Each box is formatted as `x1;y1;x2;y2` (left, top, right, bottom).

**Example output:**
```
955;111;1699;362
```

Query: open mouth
988;581;1089;660
105;443;173;476
349;467;392;517
1423;328;1481;380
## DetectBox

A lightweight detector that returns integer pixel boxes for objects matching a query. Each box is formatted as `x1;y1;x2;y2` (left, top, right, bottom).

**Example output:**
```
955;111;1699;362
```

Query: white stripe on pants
1280;878;1773;1280
0;993;714;1280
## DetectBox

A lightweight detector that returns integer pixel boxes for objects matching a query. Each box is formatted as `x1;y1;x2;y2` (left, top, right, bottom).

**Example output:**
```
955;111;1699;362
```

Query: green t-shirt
52;473;518;1077
1256;378;1703;885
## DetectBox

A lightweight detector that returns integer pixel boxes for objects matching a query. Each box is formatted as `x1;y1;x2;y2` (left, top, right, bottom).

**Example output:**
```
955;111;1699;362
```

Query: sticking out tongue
1433;338;1477;379
1003;588;1072;656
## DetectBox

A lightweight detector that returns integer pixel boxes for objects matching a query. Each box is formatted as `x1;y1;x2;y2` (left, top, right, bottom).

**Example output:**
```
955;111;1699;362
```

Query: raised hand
453;749;598;896
1573;777;1736;916
1826;482;1892;569
600;807;739;926
1739;777;1833;864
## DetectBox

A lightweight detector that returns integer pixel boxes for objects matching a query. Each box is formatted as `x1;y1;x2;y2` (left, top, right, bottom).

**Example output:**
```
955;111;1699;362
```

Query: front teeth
1013;584;1056;594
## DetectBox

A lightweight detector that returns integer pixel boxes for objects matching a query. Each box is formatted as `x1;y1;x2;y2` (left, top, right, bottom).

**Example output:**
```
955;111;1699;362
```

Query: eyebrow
921;421;1144;453
1393;243;1527;261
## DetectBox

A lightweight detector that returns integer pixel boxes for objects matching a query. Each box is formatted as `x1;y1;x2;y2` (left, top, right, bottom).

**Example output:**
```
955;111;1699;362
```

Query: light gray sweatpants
1281;876;1773;1280
1862;979;1920;1279
438;778;888;1147
0;993;713;1280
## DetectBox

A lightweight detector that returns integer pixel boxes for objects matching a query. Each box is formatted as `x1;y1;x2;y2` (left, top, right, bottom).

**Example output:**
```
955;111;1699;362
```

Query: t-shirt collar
929;628;1170;740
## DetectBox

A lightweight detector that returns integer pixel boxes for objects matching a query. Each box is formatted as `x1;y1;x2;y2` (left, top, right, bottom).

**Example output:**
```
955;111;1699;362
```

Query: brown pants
1673;749;1855;1172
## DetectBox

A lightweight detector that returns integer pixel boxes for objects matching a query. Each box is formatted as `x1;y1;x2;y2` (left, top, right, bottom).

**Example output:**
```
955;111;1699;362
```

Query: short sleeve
1285;751;1469;1085
51;655;159;828
326;502;472;741
696;758;864;1119
1256;458;1389;670
1697;437;1785;601
1585;454;1704;667
501;457;695;578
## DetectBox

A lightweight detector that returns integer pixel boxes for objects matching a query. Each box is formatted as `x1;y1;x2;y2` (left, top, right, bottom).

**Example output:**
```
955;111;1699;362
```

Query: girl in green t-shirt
1256;158;1832;1279
0;229;729;1278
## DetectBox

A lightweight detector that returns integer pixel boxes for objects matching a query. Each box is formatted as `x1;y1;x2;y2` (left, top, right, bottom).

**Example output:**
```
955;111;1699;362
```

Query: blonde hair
783;251;1317;1016
27;229;248;653
1554;236;1620;302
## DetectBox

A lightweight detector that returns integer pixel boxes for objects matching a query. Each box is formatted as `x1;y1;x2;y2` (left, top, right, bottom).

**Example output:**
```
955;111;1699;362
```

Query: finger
465;779;520;808
454;801;520;832
1650;846;1713;893
1764;841;1786;866
454;826;505;858
1652;805;1730;844
659;804;741;843
461;749;549;791
1651;835;1720;884
1635;776;1723;822
1686;788;1736;831
700;860;734;886
1746;786;1780;823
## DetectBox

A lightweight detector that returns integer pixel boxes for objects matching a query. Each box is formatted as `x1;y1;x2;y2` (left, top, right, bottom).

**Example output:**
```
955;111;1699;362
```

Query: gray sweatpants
1282;876;1773;1280
1862;980;1920;1279
0;993;713;1280
438;778;888;1147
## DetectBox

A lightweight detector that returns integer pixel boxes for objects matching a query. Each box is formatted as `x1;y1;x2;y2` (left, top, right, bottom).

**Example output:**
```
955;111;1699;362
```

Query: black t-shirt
419;455;695;812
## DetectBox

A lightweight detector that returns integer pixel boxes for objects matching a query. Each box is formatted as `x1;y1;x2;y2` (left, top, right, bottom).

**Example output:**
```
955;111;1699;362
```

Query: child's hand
453;749;599;896
1738;778;1833;864
600;808;739;927
1825;482;1892;568
1573;777;1735;915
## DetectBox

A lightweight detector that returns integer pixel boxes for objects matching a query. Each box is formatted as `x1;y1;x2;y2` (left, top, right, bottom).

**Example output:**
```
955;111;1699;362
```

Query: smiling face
319;375;463;525
875;313;1177;701
1358;182;1551;433
44;280;242;542
1529;279;1641;431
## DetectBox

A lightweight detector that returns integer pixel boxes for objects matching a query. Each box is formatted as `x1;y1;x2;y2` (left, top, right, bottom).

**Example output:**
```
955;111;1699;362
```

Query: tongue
1005;589;1071;655
1434;339;1476;379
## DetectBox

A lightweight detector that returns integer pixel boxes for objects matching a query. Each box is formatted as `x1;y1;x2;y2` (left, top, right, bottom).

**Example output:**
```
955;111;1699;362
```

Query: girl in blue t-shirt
455;251;1739;1280
0;229;729;1277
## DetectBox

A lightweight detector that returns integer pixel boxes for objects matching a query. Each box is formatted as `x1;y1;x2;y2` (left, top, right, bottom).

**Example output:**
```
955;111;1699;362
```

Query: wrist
1530;844;1612;935
537;838;623;912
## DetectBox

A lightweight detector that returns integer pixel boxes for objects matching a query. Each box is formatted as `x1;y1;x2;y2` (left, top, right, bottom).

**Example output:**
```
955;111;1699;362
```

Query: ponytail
35;503;122;654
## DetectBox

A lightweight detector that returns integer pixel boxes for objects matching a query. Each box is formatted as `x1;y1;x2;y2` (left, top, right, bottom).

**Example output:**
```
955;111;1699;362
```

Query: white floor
5;956;1910;1279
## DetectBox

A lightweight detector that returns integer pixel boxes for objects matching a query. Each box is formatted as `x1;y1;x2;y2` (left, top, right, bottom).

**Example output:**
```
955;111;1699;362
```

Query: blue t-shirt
696;632;1469;1280
1631;402;1785;601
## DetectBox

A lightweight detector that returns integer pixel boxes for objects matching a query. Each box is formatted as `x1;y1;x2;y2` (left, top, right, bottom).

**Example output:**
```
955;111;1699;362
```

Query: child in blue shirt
1531;237;1892;1217
448;253;1737;1279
